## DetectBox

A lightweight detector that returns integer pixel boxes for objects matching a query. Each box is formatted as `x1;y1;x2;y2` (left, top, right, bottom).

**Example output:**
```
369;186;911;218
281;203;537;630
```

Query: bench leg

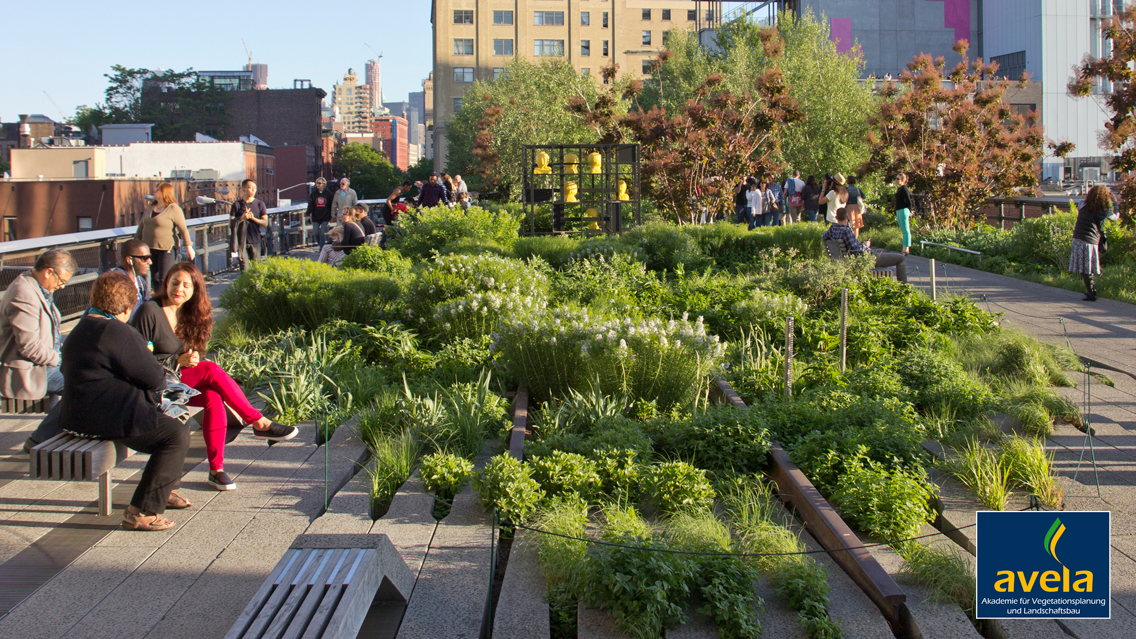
98;472;112;516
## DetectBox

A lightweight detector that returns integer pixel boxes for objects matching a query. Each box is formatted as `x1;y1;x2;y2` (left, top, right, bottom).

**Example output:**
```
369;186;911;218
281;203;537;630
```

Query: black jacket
1073;206;1114;246
894;186;913;212
59;316;167;439
307;188;334;223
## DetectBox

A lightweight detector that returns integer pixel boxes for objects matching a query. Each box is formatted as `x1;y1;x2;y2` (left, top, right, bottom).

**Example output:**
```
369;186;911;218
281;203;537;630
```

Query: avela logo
994;516;1094;593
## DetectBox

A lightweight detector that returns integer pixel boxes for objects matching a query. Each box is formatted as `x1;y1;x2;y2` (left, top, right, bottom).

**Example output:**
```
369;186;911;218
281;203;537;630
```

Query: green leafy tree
860;42;1044;229
641;11;876;180
406;155;433;183
336;143;402;199
445;57;609;198
1069;4;1136;225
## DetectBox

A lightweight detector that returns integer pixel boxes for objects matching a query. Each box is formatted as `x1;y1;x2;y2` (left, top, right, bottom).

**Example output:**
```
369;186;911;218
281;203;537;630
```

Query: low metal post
999;202;1006;230
784;317;795;398
839;288;848;374
929;258;937;301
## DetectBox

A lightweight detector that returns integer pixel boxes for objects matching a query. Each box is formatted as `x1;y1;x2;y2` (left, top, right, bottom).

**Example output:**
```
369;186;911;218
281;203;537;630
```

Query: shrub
419;452;474;499
593;449;641;500
389;204;521;258
513;235;581;268
642;461;715;513
221;258;402;333
1011;211;1075;268
584;531;694;639
552;252;665;315
529;450;601;500
620;222;706;271
472;453;544;523
829;454;935;542
648;405;772;475
407;253;548;330
339;245;413;278
730;290;809;339
895;348;994;422
782;256;874;307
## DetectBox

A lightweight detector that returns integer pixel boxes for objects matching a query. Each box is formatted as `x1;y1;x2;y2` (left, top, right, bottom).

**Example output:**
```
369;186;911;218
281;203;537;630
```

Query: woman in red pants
132;262;297;490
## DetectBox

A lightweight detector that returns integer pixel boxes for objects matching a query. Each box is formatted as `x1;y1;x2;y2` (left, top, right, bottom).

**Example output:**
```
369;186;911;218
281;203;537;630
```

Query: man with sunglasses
111;239;152;319
0;249;76;452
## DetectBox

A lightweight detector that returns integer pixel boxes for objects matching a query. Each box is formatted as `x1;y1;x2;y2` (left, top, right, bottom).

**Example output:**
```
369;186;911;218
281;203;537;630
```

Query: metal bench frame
28;433;132;516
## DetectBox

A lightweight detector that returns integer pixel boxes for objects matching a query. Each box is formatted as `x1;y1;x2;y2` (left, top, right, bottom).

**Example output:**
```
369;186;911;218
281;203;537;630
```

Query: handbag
787;179;803;208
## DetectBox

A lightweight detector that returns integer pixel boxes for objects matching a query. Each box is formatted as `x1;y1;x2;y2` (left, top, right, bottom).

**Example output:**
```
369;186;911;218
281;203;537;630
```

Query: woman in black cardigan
1069;185;1120;301
58;271;192;531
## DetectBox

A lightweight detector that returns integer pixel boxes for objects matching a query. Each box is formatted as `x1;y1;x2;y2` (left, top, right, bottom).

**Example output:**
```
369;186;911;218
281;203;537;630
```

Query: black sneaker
253;422;299;441
209;471;237;491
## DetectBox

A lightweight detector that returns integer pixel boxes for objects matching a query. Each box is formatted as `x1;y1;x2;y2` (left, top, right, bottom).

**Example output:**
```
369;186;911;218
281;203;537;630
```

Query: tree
639;11;876;180
445;57;611;198
406;156;433;183
1069;5;1136;224
860;42;1044;229
336;143;402;199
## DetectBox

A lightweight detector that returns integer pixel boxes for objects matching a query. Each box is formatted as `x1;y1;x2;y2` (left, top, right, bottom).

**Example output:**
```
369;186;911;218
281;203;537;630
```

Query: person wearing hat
819;173;850;224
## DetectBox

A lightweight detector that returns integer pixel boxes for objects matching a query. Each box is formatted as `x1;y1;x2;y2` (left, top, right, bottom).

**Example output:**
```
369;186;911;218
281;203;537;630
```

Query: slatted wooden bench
224;533;414;639
28;432;132;516
824;239;898;280
2;396;53;414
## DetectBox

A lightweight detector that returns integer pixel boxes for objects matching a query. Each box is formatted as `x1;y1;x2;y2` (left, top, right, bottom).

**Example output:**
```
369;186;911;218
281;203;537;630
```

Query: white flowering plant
432;291;544;342
730;290;810;339
407;253;549;332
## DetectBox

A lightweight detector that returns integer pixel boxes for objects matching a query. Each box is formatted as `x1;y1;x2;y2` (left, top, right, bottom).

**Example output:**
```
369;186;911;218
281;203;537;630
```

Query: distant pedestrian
782;170;805;224
801;175;822;223
768;178;784;225
761;180;778;227
454;174;469;196
823;207;908;282
331;177;358;222
1070;184;1119;301
419;173;450;208
231;179;268;272
733;179;749;224
819;173;850;224
356;205;378;236
307;178;334;249
745;179;763;230
136;182;195;291
457;191;472;211
111;239;152;319
317;208;366;265
382;180;413;224
440;173;456;204
894;173;914;254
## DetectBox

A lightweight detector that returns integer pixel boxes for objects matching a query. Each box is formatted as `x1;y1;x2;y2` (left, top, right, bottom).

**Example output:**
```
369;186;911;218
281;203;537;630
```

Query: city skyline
0;0;433;121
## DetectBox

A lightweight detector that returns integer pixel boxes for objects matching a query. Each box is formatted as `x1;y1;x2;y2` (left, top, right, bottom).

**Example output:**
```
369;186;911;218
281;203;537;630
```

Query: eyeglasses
130;254;153;262
49;269;71;290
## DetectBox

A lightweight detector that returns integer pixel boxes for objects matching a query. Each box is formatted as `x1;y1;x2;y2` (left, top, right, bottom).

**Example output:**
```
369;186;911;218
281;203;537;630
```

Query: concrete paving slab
304;472;372;535
751;579;808;639
665;609;720;638
0;545;153;639
493;530;550;639
997;618;1071;638
578;605;633;639
1058;605;1136;639
369;475;438;585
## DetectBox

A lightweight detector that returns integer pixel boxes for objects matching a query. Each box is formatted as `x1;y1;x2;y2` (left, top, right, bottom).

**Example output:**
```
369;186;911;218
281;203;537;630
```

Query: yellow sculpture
588;151;602;174
564;153;579;174
533;151;552;174
565;181;579;203
585;207;601;230
618;180;630;201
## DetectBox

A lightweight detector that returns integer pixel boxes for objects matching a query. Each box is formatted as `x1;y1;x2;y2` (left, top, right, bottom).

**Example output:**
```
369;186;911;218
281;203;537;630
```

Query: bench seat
28;433;132;516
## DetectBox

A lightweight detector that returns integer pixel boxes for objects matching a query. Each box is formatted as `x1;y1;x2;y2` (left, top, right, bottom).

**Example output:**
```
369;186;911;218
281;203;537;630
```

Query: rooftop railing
0;199;384;319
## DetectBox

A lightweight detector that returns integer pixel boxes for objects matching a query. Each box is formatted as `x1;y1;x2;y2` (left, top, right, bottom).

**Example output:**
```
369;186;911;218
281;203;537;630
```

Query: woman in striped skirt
1069;185;1119;301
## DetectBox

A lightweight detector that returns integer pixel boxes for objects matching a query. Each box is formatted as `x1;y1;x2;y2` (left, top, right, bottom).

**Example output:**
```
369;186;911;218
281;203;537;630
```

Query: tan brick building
431;0;698;170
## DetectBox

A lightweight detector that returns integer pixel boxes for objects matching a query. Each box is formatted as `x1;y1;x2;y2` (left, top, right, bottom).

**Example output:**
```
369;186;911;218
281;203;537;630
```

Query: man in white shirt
782;170;805;225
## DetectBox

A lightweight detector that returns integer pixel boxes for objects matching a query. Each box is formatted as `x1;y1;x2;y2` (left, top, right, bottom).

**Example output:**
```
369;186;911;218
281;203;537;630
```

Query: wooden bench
224;534;414;639
28;433;132;516
824;239;898;280
2;396;53;414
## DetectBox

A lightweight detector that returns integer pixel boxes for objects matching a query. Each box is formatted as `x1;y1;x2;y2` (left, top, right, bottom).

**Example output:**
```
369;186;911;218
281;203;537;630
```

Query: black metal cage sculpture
520;144;641;235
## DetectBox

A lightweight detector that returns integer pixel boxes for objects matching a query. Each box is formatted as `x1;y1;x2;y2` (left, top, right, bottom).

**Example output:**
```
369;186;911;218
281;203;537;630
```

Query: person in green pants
894;173;913;254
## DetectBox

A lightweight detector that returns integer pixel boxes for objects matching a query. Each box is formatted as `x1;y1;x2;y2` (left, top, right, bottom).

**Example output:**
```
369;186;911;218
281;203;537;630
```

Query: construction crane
364;43;382;59
242;39;253;68
43;91;67;121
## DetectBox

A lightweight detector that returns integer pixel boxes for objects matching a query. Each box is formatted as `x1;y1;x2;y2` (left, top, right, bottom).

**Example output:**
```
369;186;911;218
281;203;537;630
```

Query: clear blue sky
0;0;434;121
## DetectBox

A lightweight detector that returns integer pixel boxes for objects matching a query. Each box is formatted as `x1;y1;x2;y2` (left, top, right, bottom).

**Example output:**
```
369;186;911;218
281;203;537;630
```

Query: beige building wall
333;69;375;135
11;148;106;179
432;0;694;171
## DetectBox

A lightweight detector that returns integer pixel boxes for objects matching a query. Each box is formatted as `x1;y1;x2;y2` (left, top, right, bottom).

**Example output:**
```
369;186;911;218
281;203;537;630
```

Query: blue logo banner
976;511;1110;619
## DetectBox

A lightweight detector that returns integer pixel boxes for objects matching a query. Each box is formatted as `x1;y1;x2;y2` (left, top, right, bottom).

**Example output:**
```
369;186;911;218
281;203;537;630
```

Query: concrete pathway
905;256;1136;636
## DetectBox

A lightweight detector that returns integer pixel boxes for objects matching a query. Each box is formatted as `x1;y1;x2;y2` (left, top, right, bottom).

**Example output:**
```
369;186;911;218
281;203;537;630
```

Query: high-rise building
365;58;383;111
374;115;409;171
333;68;374;135
430;0;690;170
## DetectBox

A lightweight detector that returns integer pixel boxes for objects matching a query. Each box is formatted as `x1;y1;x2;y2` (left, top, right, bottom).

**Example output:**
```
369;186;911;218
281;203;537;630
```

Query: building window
662;9;671;20
72;160;89;178
644;59;655;74
533;39;565;56
581;68;590;75
1010;104;1037;117
534;11;564;26
602;40;609;56
643;8;653;20
493;39;514;55
581;11;590;26
453;97;463;111
77;217;93;231
493;10;513;25
453;38;474;55
581;40;590;56
991;51;1027;81
688;9;696;20
642;30;652;45
602;12;608;27
453;10;473;24
454;67;474;82
4;217;17;242
493;67;506;79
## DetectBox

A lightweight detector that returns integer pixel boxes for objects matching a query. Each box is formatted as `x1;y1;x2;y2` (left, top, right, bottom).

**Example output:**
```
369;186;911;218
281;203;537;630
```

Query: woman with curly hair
1070;184;1120;301
132;262;298;491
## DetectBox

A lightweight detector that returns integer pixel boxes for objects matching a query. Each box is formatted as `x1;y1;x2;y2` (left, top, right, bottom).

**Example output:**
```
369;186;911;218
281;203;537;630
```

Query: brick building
222;87;327;186
374;115;409;171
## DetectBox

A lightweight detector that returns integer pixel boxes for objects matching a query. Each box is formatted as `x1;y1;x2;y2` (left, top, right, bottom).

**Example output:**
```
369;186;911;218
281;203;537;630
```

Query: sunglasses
130;255;153;262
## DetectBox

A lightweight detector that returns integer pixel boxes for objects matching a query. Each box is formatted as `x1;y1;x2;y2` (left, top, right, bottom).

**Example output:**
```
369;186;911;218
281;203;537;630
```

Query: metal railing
0;199;383;320
984;196;1080;230
919;241;982;262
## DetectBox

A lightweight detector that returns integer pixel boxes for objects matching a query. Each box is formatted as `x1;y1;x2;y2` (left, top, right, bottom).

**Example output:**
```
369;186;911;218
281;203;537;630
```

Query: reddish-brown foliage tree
568;29;803;224
860;42;1044;229
1069;5;1136;224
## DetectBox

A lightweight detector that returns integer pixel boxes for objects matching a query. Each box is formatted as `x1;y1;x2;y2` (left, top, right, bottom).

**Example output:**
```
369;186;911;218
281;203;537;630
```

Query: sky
0;0;434;121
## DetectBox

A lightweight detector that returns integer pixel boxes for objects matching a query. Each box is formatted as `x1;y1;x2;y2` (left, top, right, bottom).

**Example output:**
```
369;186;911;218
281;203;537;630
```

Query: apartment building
431;0;694;170
333;69;375;135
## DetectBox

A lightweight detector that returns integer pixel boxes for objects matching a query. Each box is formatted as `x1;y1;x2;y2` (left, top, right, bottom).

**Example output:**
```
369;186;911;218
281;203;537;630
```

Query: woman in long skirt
1069;185;1119;301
